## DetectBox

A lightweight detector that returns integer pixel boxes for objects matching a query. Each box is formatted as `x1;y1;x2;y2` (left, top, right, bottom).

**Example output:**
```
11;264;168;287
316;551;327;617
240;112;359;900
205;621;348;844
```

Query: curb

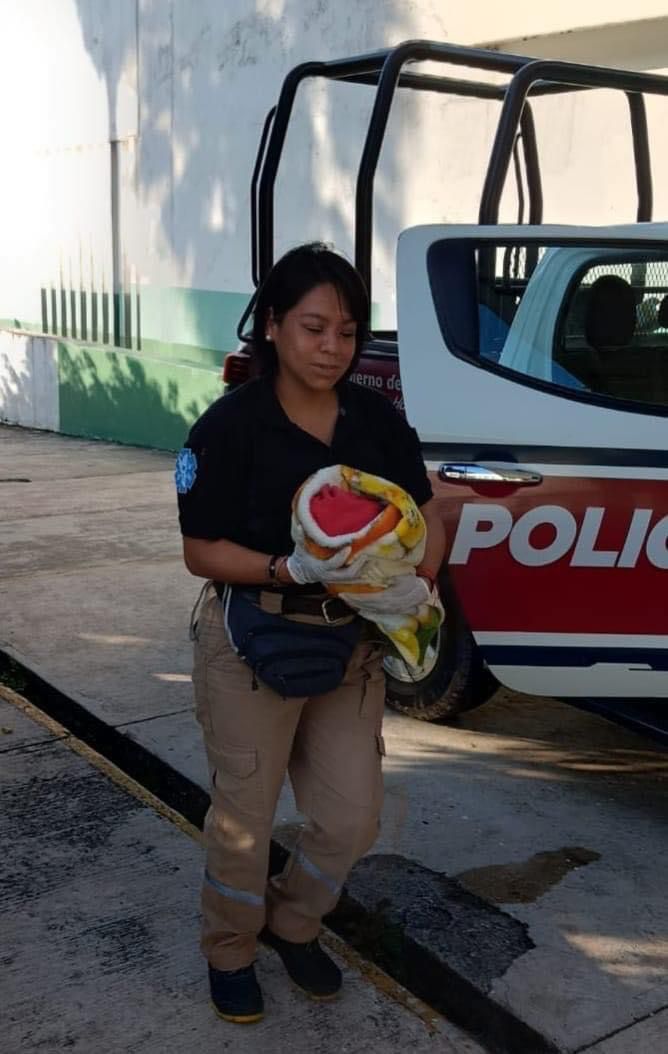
0;647;558;1054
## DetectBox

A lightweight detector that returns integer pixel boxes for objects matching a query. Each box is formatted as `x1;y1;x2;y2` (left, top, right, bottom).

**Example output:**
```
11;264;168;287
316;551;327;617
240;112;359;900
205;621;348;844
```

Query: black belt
214;583;354;625
271;592;353;622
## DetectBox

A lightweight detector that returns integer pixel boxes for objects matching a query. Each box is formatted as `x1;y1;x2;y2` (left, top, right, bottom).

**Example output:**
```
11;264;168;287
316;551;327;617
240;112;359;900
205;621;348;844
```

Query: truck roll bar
478;58;668;224
627;93;652;223
251;39;666;316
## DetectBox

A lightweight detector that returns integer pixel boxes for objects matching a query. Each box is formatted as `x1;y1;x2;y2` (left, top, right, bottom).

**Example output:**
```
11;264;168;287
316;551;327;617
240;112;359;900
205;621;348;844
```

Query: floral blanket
291;465;444;667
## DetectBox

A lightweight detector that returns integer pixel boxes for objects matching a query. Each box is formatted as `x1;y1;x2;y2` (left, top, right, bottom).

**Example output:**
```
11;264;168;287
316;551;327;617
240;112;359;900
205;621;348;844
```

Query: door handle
438;463;543;485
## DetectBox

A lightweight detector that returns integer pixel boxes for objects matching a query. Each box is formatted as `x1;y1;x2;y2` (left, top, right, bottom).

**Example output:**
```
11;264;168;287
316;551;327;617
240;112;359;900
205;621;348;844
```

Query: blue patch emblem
174;448;198;494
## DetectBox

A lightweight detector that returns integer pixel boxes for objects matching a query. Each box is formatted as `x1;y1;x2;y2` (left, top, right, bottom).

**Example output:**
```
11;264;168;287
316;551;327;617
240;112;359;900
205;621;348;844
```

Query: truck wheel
383;582;496;722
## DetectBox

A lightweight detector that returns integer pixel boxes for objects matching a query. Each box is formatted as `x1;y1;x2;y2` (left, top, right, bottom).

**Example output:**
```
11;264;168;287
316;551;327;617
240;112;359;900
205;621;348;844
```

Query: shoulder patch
174;447;198;494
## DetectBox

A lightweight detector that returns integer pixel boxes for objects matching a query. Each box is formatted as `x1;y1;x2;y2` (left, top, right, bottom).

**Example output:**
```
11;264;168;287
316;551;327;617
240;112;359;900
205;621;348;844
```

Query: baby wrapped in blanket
291;465;444;668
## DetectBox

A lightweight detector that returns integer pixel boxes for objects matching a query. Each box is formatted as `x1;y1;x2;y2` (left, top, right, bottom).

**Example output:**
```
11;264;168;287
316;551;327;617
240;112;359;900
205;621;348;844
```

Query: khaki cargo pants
192;584;386;971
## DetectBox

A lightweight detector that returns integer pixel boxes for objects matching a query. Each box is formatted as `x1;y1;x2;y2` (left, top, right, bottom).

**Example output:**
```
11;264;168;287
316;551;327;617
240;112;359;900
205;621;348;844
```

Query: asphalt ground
1;423;667;1054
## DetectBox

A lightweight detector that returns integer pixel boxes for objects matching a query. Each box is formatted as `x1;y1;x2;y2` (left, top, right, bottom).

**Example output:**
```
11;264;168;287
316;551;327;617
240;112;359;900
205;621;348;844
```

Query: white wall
0;0;136;326
2;0;668;335
0;330;59;430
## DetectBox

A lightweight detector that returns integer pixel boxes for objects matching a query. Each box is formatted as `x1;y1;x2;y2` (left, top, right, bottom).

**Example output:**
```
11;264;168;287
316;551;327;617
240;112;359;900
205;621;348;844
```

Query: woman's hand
338;574;432;616
286;545;366;585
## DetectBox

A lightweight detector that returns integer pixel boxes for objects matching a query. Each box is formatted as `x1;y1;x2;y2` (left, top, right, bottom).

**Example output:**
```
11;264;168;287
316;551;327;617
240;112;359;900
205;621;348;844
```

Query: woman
176;242;445;1024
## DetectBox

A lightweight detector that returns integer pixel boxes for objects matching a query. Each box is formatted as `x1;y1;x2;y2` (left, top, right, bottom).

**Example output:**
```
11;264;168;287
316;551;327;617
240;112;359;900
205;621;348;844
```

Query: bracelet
276;555;289;583
269;555;290;584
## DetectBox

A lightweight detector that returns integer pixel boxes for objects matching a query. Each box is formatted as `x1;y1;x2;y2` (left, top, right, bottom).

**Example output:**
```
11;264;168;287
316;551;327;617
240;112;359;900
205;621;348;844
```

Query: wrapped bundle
291;465;443;667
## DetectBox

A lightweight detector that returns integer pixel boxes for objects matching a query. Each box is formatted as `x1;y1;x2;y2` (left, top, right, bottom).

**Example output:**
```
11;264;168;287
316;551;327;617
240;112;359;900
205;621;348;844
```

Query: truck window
427;239;668;413
554;259;668;407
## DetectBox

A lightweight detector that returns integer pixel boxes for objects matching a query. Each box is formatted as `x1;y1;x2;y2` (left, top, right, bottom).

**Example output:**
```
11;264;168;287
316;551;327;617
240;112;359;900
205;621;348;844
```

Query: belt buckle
321;596;348;626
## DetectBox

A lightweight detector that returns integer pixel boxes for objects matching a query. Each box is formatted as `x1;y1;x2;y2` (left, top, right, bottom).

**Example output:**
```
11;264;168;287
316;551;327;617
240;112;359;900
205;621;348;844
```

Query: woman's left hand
338;574;432;616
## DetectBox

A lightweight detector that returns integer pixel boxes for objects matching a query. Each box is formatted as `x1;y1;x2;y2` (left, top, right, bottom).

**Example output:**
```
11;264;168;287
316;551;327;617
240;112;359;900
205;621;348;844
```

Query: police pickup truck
228;41;668;740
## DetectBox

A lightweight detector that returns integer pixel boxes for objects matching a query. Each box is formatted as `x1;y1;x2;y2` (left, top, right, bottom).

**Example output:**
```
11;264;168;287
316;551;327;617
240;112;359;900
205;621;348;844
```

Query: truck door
397;224;668;701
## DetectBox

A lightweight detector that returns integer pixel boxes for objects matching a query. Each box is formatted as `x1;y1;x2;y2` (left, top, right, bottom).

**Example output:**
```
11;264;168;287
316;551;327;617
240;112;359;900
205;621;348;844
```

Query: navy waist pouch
223;588;362;698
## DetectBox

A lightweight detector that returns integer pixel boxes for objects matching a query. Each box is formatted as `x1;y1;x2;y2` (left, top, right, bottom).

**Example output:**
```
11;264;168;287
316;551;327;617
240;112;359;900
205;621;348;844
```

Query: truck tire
383;580;497;722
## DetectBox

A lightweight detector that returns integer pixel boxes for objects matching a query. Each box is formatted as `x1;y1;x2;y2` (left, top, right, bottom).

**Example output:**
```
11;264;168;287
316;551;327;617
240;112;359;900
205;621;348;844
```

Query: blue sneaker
208;963;264;1024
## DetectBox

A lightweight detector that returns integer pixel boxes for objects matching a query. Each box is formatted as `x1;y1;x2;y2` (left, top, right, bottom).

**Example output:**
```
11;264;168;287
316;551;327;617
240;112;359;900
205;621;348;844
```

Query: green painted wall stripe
138;337;225;369
57;342;224;451
1;285;251;364
4;289;382;370
139;286;249;352
0;318;43;333
2;320;227;370
4;282;382;344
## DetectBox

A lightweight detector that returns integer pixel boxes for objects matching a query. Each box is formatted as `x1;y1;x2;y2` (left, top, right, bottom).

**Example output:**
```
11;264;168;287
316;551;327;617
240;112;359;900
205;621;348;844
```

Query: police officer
176;243;445;1024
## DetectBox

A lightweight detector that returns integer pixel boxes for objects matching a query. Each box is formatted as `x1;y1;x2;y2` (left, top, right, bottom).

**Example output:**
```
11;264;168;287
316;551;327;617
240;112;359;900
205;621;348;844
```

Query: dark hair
250;242;369;381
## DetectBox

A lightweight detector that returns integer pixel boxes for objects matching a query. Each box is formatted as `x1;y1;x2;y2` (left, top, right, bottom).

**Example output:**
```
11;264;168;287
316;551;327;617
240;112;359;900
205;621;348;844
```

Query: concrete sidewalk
1;685;484;1053
2;424;667;1053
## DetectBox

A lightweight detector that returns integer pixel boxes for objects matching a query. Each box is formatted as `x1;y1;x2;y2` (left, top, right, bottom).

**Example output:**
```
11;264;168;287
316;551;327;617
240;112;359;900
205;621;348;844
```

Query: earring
265;333;272;342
